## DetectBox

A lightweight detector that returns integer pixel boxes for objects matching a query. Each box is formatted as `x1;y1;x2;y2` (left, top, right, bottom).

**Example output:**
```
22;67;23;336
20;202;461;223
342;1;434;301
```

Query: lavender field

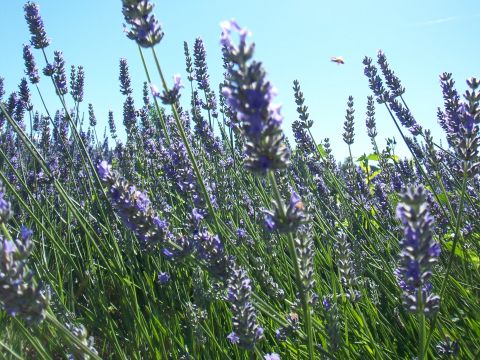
0;1;479;359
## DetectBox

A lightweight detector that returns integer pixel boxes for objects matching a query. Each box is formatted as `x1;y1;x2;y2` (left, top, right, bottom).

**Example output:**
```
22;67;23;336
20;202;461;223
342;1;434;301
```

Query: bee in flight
330;56;345;65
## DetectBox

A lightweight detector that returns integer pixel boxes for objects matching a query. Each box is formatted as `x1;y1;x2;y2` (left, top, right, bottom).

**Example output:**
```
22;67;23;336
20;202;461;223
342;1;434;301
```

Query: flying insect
330;56;345;65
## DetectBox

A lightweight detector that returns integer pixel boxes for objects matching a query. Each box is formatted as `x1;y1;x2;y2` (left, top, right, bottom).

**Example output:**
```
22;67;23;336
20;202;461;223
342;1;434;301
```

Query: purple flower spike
24;2;50;49
221;19;290;174
22;45;40;84
227;264;264;349
122;0;164;47
395;185;441;316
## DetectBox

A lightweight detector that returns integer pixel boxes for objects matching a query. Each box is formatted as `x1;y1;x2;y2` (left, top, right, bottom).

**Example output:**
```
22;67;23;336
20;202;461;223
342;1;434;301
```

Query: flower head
221;20;289;174
395;185;440;315
157;272;170;285
227;264;264;349
22;45;40;84
24;2;50;49
122;0;164;47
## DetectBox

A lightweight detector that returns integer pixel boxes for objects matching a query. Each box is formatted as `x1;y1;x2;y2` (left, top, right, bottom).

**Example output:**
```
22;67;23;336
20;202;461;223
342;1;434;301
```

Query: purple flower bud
157;272;170;285
227;332;240;344
97;161;112;181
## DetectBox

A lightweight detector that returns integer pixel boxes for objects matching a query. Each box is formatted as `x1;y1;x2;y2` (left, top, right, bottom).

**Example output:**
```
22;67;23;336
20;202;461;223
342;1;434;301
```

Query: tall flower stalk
395;185;441;360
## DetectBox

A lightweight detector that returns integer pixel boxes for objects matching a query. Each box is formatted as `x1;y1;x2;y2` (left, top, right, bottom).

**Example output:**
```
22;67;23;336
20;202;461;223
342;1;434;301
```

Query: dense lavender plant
372;179;392;217
227;264;264;350
0;228;49;325
121;0;164;48
221;20;290;174
394;185;440;316
24;2;50;49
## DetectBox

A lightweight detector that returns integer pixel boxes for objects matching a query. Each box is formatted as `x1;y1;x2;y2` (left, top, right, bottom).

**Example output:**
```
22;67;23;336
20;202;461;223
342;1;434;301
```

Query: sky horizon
1;0;479;160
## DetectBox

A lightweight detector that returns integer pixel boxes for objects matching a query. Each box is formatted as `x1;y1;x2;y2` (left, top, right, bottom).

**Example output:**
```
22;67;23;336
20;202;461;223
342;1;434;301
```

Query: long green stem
417;290;426;360
137;46;171;145
268;171;314;360
424;164;468;353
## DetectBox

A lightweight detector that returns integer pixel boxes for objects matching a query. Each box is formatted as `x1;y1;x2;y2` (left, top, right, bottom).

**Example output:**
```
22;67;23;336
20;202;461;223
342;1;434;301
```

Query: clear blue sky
1;0;479;160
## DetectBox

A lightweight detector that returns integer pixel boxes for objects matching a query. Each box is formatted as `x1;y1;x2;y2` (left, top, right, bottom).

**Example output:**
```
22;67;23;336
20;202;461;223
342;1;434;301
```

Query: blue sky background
1;0;479;160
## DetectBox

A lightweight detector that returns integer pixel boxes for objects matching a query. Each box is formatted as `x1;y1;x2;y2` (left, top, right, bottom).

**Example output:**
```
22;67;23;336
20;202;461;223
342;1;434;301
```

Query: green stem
424;163;468;352
268;171;314;360
137;45;171;145
417;290;426;360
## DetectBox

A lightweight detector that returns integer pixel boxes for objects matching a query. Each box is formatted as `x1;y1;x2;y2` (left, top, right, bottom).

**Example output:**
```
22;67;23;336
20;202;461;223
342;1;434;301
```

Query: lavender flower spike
122;0;164;47
394;185;440;316
221;19;290;174
23;45;40;84
227;264;264;349
97;161;171;252
53;51;68;95
24;2;50;49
